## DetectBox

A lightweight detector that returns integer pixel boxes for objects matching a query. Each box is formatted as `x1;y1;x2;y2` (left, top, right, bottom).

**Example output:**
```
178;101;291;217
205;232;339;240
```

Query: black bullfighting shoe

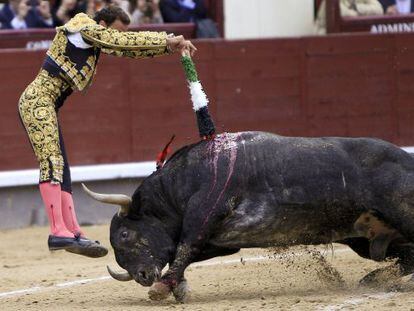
48;235;108;258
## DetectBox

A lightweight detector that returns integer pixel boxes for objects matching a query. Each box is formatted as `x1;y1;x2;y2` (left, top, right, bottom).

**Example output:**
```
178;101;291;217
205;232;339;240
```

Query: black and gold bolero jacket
43;13;169;91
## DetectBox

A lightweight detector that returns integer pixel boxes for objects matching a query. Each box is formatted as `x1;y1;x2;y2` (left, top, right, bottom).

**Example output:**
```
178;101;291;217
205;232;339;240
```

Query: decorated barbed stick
155;52;216;170
181;51;216;140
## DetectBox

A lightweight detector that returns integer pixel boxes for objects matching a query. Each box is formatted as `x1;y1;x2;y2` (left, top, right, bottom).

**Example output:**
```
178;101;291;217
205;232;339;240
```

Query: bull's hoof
148;282;171;301
369;234;393;262
359;265;402;288
173;279;191;303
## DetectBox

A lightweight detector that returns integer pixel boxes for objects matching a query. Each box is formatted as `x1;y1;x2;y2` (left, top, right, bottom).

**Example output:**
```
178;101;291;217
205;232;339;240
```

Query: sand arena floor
1;225;414;311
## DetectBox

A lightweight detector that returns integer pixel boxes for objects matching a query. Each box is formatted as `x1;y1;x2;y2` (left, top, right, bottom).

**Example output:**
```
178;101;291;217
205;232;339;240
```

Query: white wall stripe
0;146;413;188
0;161;156;188
404;146;414;153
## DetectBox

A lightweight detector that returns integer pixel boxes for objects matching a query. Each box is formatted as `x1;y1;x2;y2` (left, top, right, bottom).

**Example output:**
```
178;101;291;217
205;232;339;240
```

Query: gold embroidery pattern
47;31;97;91
81;26;168;57
101;47;168;58
46;13;169;90
18;70;69;183
63;13;96;33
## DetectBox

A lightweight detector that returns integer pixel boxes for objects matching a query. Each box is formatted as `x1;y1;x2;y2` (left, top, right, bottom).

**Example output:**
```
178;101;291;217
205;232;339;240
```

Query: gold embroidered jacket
46;13;169;91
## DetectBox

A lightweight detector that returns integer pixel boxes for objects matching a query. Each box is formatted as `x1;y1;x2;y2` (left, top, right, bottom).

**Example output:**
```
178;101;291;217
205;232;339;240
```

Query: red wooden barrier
1;34;414;171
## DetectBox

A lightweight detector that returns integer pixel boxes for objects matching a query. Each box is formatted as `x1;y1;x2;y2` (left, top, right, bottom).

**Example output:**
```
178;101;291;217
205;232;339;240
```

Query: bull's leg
148;277;192;302
148;245;239;301
338;237;414;286
359;264;403;287
390;240;414;275
172;278;190;302
148;243;197;302
150;190;233;302
353;210;401;261
377;175;414;244
337;237;371;259
359;238;414;286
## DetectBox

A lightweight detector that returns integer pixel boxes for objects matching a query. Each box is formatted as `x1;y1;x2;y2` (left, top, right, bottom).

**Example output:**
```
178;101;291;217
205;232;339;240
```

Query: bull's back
199;132;414;248
160;132;414;248
165;131;413;210
238;131;412;172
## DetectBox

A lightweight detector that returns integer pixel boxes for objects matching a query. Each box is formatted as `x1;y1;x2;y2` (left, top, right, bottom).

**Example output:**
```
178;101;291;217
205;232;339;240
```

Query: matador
18;6;196;258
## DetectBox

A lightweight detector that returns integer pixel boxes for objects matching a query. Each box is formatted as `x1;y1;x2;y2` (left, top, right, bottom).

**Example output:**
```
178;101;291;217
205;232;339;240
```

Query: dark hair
94;5;130;26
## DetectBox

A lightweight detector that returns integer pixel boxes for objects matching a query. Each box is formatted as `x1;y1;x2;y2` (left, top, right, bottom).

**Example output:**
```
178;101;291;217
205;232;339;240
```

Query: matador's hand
166;35;197;56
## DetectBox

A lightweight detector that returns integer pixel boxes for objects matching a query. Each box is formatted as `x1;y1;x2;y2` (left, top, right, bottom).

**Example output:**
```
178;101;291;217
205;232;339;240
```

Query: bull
83;131;414;302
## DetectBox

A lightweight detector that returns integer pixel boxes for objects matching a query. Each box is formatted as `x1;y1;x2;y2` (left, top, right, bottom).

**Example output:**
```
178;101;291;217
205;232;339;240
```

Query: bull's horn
107;265;133;282
82;183;131;216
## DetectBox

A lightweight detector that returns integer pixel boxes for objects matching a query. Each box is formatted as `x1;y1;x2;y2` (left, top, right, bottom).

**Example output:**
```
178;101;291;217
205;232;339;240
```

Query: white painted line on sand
0;248;352;299
0;287;43;298
320;292;399;311
55;276;111;288
191;255;268;267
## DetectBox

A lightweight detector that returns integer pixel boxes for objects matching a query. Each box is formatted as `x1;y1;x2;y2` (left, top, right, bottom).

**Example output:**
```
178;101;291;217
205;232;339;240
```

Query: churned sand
1;225;414;310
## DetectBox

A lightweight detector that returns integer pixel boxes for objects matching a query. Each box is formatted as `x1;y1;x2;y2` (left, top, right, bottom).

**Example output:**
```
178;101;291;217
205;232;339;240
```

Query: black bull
83;131;414;302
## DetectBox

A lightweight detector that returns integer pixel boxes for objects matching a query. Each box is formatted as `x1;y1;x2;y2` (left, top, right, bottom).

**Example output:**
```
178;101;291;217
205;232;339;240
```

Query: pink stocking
61;191;84;237
39;182;73;237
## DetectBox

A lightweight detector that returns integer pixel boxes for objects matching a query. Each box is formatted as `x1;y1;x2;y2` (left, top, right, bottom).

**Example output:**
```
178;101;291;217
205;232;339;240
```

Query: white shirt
396;0;412;14
10;17;27;29
67;32;93;49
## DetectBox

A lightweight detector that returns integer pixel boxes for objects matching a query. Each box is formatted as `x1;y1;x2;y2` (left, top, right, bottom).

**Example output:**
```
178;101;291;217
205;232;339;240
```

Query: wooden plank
2;35;414;171
307;76;393;117
348;115;394;141
216;77;300;102
308;116;349;137
398;110;414;146
131;125;199;161
215;57;300;80
396;48;414;113
306;53;391;78
214;39;301;60
0;50;43;69
0;133;37;170
306;34;393;56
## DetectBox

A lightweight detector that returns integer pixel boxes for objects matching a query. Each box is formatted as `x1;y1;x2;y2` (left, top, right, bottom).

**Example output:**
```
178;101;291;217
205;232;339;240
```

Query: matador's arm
80;24;170;58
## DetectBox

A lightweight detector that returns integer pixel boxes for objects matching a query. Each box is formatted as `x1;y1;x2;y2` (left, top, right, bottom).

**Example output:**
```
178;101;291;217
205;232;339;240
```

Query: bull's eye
121;231;128;239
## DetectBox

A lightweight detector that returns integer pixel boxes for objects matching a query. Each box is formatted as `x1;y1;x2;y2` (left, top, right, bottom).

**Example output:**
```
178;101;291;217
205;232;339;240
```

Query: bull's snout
135;266;160;287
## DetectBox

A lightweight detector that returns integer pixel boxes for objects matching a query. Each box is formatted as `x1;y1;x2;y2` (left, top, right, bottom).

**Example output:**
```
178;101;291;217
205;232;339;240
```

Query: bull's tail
181;54;216;139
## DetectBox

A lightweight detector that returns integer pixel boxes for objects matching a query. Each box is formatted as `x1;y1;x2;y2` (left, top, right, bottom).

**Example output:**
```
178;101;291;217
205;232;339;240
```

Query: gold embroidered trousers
18;70;73;190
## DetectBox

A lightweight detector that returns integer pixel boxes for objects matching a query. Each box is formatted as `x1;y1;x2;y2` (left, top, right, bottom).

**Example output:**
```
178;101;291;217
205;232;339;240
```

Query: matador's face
100;19;128;32
109;19;129;32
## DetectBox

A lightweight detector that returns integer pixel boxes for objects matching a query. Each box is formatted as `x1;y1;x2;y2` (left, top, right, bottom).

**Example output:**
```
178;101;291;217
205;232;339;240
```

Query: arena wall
1;33;414;228
2;33;414;172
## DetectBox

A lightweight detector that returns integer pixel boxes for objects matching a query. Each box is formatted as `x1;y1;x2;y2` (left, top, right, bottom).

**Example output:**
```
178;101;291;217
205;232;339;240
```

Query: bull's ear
82;183;131;217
